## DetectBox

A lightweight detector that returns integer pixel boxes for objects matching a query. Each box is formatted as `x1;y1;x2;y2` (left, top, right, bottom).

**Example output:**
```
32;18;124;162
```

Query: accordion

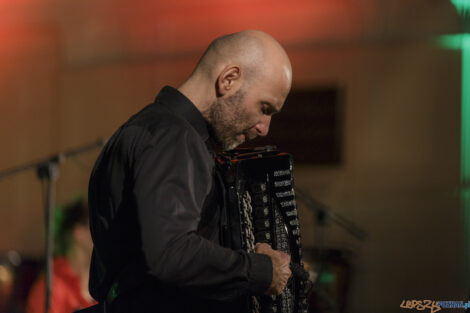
217;147;310;313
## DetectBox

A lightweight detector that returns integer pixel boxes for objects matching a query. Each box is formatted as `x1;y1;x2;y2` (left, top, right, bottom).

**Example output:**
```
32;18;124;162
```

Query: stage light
441;0;470;289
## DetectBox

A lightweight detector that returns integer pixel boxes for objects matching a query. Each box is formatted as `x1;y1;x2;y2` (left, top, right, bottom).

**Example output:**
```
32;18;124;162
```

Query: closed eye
261;102;279;116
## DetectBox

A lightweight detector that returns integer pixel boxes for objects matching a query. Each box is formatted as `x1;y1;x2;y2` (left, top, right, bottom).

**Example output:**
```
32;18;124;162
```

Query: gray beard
204;89;246;151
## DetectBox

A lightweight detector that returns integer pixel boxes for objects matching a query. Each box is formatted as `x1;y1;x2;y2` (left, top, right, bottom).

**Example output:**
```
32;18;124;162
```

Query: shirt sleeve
132;123;272;300
25;274;64;313
26;274;47;313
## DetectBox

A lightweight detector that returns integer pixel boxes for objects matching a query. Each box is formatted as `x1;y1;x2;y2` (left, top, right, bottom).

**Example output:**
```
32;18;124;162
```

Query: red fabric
26;257;96;313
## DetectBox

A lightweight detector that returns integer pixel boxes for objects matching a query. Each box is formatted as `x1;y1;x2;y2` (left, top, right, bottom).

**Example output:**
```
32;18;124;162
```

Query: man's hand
255;243;291;296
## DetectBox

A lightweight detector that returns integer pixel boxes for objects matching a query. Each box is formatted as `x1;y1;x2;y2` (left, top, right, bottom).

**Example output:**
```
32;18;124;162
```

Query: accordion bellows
217;147;309;313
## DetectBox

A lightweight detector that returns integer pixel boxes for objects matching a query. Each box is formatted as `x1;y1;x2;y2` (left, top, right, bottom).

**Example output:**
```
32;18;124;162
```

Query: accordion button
251;183;267;193
253;194;268;206
255;232;271;242
255;219;270;230
289;219;299;226
285;210;297;217
255;207;269;218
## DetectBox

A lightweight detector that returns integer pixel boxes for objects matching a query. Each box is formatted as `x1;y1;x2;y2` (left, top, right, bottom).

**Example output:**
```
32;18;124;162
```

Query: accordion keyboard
218;148;309;313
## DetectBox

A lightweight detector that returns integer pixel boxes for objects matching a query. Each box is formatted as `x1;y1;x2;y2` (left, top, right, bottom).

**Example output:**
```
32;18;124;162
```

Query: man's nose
255;116;271;137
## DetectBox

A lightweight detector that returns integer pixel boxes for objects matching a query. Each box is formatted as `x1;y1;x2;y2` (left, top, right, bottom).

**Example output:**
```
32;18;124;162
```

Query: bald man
87;30;293;313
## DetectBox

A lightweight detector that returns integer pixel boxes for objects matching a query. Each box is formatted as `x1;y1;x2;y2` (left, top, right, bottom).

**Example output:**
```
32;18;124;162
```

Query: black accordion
217;147;310;313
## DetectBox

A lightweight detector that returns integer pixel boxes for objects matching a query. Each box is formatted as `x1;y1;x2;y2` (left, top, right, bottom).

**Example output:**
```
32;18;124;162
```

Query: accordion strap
240;191;256;253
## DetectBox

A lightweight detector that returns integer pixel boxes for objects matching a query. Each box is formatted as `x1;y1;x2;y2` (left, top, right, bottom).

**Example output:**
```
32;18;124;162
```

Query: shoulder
101;103;207;163
125;104;208;155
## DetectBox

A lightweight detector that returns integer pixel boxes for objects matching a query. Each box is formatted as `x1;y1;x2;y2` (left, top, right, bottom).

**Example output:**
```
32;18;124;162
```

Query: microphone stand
294;188;367;313
0;138;106;313
294;188;367;241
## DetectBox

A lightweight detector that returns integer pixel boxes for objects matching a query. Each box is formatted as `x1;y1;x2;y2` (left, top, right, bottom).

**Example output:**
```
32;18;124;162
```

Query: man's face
208;89;255;150
208;79;288;151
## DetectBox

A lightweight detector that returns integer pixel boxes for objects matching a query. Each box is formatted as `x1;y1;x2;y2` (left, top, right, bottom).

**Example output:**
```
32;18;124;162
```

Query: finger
255;242;264;249
279;252;291;263
255;242;270;253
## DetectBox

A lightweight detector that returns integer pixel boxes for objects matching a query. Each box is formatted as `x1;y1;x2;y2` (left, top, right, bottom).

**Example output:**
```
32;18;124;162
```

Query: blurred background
0;0;467;312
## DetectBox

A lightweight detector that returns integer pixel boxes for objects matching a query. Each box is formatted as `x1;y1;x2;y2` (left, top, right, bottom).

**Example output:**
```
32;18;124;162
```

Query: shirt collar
154;86;210;143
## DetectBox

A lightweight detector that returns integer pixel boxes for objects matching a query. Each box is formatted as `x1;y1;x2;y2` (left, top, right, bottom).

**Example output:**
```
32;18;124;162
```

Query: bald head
194;30;291;87
178;30;292;150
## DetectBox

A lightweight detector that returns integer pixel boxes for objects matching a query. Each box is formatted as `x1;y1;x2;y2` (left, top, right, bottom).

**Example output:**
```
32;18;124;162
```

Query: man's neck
178;76;212;115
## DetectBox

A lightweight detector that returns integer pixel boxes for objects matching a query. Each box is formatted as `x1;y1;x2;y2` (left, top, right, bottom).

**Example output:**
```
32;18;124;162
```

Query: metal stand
0;138;106;313
295;188;367;313
37;162;59;313
295;188;367;241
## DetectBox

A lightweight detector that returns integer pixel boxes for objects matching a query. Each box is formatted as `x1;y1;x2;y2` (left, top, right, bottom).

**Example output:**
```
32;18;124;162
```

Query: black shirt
88;86;272;312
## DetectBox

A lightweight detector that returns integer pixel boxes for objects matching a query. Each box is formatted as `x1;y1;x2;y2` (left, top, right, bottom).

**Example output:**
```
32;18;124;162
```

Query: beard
205;89;252;151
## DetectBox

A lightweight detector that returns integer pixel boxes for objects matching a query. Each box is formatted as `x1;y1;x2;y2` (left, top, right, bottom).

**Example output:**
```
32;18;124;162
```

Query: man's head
179;30;292;150
55;198;92;257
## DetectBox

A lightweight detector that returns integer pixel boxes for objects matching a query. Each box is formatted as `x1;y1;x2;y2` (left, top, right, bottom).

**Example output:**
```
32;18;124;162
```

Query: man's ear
216;65;241;97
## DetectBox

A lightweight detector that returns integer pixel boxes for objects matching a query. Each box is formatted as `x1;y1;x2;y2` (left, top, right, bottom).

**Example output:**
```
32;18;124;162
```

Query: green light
462;37;470;185
450;0;470;292
451;0;470;16
318;271;335;284
436;34;465;50
462;37;470;282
